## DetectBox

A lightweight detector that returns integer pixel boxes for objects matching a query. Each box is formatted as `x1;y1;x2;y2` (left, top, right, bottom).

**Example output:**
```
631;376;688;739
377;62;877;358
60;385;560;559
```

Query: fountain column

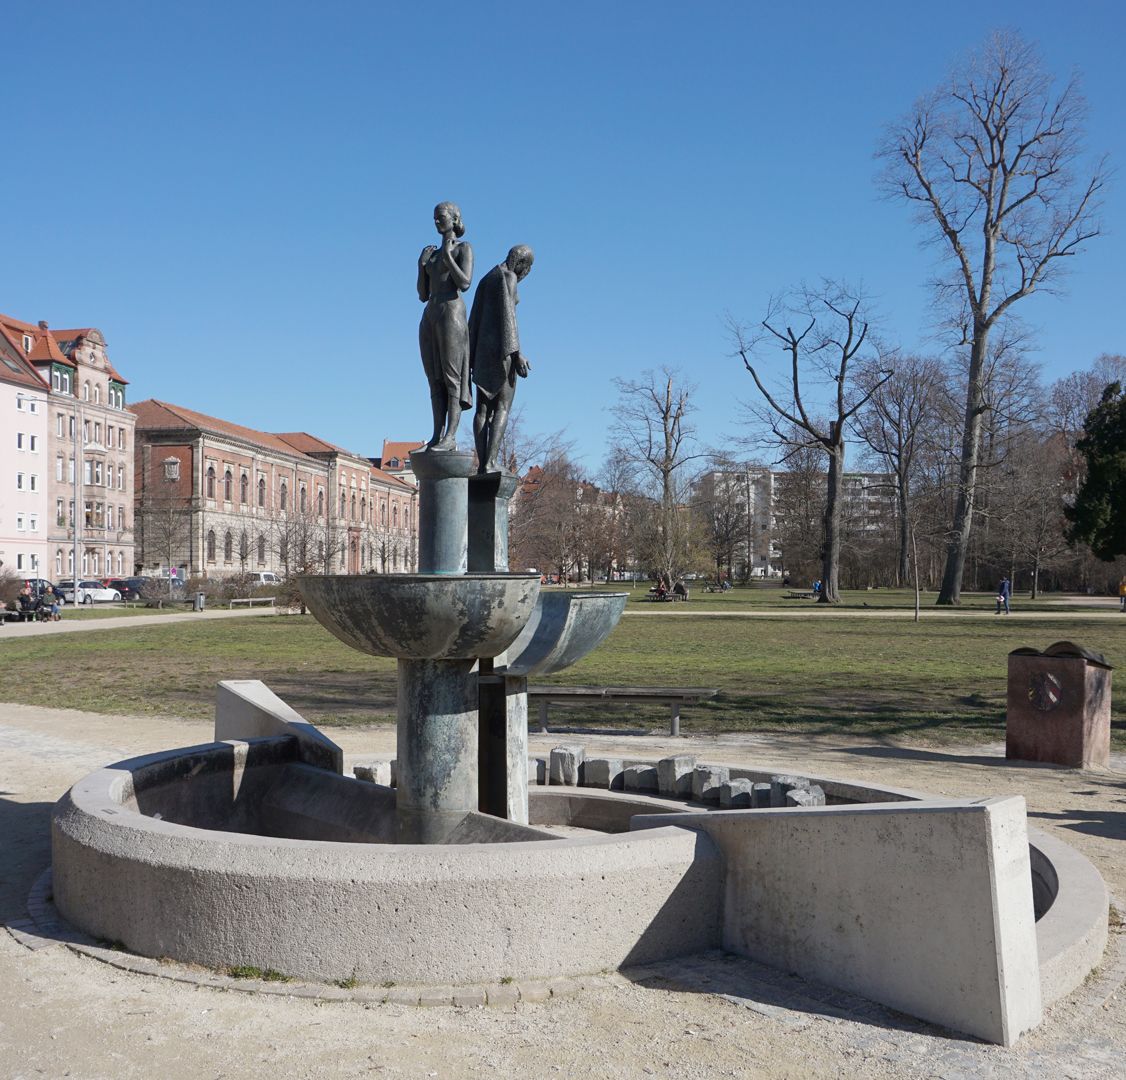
397;448;481;842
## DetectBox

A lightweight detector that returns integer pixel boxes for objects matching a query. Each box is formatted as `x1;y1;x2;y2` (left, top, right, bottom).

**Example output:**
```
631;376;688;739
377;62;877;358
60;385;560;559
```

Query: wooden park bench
228;596;277;609
527;685;718;737
783;591;813;599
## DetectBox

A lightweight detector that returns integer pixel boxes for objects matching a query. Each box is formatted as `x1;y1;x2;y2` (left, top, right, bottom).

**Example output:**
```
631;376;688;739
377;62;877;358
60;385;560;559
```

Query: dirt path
1;703;1123;1079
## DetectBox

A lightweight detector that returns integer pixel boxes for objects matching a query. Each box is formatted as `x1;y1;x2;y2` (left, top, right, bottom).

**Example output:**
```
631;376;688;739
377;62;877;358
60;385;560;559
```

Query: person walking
996;576;1012;615
1119;575;1126;612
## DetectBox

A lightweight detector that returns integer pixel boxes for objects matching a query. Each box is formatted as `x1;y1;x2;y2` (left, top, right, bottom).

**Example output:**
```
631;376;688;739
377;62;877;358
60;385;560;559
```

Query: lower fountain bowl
296;573;541;659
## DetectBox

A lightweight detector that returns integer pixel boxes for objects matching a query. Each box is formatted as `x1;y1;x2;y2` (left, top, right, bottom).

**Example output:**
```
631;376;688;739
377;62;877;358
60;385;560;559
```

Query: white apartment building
0;328;50;577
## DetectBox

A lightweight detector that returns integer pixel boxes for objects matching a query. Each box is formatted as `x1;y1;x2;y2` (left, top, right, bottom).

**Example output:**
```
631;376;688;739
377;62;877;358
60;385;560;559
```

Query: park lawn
0;611;1122;746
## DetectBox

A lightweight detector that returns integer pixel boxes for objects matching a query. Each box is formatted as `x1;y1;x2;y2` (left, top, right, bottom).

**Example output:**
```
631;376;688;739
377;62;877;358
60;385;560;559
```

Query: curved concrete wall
51;742;722;985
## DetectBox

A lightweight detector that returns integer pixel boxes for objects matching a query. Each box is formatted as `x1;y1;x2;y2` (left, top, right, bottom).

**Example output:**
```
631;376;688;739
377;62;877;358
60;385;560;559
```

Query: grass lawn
1;609;1122;746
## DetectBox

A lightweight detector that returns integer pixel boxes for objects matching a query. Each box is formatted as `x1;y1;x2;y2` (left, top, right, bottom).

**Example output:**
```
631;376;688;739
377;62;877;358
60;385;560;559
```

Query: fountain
45;209;1111;1047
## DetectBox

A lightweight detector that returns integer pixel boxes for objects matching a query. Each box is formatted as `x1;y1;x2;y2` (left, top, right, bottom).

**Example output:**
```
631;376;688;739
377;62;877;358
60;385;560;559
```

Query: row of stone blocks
534;746;825;808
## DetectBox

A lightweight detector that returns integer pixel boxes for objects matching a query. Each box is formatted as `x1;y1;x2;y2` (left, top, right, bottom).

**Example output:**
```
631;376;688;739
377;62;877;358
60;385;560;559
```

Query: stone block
353;761;392;787
581;757;624;790
720;779;754;809
624;764;659;793
751;783;772;808
807;784;826;806
528;757;548;786
549;745;585;786
770;774;809;808
785;788;814;807
692;765;729;804
657;755;696;797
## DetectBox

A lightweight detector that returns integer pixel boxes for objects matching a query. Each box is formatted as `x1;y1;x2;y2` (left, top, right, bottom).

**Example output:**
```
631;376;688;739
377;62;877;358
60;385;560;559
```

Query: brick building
131;400;417;579
1;314;136;580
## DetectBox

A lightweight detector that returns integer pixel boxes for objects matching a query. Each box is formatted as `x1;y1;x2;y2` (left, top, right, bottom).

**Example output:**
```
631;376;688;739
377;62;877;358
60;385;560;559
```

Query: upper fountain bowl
297;573;541;660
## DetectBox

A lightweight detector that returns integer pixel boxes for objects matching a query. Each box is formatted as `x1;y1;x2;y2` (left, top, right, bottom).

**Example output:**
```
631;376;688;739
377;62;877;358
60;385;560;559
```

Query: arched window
280;480;288;511
206;466;215;498
240;474;248;503
300;486;307;513
82;381;90;401
117;551;124;575
56;549;63;575
239;531;249;562
339;490;346;517
361;497;366;521
381;501;387;525
224;469;233;502
258;477;266;507
317;489;324;517
392;505;398;528
350;493;357;520
93;385;100;404
257;535;266;563
405;507;411;530
223;531;233;561
206;530;216;561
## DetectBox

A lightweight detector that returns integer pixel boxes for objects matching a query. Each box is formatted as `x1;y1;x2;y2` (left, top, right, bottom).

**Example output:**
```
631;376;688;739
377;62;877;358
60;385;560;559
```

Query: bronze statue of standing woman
417;202;474;451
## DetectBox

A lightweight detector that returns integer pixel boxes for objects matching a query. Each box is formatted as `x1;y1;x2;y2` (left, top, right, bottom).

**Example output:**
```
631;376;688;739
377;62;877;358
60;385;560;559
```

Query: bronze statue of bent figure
468;244;534;473
417;202;474;451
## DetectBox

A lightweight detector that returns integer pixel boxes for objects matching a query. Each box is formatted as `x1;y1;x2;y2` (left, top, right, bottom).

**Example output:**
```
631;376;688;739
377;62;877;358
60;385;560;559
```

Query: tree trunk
897;474;910;588
937;329;991;605
819;439;844;604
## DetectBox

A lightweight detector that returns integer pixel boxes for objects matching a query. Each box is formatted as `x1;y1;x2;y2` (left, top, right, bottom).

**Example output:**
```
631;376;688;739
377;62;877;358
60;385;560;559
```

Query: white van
245;572;282;587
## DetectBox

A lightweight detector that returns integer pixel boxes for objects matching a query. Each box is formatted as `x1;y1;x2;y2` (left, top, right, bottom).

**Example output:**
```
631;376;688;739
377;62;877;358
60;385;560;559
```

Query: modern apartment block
0;327;49;577
0;315;136;580
131;400;418;579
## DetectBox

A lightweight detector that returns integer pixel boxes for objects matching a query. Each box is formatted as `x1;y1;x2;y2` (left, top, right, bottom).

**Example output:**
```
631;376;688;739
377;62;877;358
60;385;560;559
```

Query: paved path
624;607;1125;619
0;604;279;638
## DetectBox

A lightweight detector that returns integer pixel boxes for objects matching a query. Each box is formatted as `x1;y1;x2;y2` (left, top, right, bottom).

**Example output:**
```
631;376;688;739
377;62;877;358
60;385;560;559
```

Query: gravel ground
1;703;1123;1080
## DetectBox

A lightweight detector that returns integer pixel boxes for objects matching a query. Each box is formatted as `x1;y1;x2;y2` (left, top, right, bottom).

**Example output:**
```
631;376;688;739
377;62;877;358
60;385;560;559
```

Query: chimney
38;320;48;330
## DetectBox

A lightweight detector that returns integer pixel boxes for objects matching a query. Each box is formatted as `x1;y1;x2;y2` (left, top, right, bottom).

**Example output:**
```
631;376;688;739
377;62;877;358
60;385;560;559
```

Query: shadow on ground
0;794;53;925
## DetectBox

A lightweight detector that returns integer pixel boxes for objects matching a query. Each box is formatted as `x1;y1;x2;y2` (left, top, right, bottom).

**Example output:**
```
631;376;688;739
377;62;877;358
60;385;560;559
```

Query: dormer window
22;335;31;352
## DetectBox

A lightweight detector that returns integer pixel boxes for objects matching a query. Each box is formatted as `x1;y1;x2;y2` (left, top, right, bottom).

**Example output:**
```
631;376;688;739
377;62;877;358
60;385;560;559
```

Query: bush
0;569;20;613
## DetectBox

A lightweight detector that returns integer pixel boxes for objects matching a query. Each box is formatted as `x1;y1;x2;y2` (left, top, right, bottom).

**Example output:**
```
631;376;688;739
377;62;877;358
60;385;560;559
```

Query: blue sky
4;1;1123;473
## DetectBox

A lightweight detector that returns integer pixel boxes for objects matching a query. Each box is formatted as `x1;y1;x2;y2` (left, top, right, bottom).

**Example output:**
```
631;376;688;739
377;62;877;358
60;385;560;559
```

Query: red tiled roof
130;399;308;457
275;431;353;456
0;325;50;391
370;465;416;492
379;440;425;466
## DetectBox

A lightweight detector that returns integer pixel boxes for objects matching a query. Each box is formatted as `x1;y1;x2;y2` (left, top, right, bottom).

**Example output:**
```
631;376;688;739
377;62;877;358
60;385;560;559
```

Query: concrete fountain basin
297;573;540;659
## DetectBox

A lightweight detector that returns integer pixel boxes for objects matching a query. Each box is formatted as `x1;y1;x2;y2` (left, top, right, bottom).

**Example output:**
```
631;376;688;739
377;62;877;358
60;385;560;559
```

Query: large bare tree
733;283;889;604
880;30;1105;604
610;369;706;585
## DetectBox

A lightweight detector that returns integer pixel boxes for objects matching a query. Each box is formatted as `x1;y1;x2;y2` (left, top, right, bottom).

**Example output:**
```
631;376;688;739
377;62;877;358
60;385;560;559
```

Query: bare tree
852;353;946;585
732;283;889;603
610;368;706;584
879;30;1106;604
137;498;192;587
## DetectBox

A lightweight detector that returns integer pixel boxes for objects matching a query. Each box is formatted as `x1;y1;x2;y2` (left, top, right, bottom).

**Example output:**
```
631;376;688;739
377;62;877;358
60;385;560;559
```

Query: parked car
103;577;147;601
244;572;282;587
21;578;67;605
56;580;123;604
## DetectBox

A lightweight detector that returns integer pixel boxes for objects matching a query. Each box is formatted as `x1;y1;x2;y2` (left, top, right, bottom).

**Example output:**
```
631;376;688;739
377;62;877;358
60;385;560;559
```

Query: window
206;465;216;498
94;461;103;486
240;473;248;504
56;550;62;575
84;501;94;527
82;381;90;401
28;515;37;532
93;385;100;404
56;456;63;481
29;435;37;452
83;420;90;443
280;480;288;511
61;370;70;395
16;432;23;450
119;505;125;530
16;514;24;531
68;415;75;438
223;469;233;502
67;549;73;574
107;506;115;530
117;552;124;575
317;489;324;516
92;551;99;576
257;535;266;563
22;334;31;352
16;554;23;571
361;497;367;521
16;472;24;490
393;505;398;528
381;501;387;525
56;499;64;526
258;477;266;507
117;464;124;489
339;490;346;517
118;428;125;450
68;457;75;483
52;368;61;390
84;460;93;484
57;413;65;437
299;485;307;513
206;530;216;561
239;531;249;563
107;425;114;446
351;492;357;520
29;474;38;492
94;423;101;444
224;532;233;561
